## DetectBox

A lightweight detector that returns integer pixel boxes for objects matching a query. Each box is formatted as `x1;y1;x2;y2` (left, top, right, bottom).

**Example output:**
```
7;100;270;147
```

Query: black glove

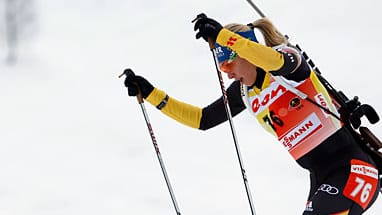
123;68;154;99
193;13;223;42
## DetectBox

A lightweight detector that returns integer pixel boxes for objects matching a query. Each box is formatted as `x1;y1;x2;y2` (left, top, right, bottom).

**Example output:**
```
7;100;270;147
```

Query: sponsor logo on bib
279;113;322;150
251;82;287;114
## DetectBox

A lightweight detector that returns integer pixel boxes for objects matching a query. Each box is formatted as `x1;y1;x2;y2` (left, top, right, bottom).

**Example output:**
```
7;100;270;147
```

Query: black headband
247;23;255;29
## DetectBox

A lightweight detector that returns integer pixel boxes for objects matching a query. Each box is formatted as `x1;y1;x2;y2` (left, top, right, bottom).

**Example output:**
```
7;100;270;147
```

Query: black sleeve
269;45;311;82
269;51;301;76
282;55;311;82
199;81;246;130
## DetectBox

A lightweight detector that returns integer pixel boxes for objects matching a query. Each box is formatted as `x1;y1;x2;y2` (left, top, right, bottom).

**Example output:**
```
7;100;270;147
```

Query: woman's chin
241;78;252;86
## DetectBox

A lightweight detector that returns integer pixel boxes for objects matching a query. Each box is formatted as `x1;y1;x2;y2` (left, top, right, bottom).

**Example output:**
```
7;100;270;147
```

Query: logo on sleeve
226;36;237;46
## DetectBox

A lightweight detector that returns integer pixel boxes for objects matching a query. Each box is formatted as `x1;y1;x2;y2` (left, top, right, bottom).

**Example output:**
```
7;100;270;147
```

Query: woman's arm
199;81;246;130
146;81;246;130
216;29;306;79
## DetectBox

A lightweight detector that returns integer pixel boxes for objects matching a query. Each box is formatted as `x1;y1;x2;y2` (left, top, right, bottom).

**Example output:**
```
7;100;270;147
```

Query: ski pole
246;0;323;74
192;14;257;215
209;38;257;215
119;71;182;215
245;0;343;121
245;0;323;75
246;0;265;18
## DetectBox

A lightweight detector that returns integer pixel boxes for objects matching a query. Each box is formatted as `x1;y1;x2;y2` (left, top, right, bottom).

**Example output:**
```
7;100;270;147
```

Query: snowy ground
1;0;382;214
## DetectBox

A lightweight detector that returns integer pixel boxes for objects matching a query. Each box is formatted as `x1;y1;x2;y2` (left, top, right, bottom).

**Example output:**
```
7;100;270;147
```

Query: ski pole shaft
208;37;257;215
245;1;342;121
246;0;323;74
192;14;256;214
246;0;265;18
246;1;325;76
137;99;182;215
120;71;182;215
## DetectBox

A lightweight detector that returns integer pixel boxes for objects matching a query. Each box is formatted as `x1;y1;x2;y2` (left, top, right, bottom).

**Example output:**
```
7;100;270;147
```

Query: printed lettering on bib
343;159;378;209
251;82;287;114
279;113;322;151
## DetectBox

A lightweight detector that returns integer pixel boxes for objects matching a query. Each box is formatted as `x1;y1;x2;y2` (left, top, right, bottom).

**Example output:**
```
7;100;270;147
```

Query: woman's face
220;56;257;86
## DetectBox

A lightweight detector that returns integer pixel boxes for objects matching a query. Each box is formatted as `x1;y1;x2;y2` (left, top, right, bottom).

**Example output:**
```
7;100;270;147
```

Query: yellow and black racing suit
144;28;379;214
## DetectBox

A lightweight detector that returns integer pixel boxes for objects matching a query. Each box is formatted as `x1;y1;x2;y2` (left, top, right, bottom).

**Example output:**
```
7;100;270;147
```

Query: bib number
343;159;379;209
262;110;284;131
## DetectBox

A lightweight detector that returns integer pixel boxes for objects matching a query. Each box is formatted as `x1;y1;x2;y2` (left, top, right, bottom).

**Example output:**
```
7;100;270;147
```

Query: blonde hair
224;18;287;47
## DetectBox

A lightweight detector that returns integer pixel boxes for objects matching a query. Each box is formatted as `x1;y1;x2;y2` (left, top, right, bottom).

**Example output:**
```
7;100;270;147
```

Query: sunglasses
219;51;237;73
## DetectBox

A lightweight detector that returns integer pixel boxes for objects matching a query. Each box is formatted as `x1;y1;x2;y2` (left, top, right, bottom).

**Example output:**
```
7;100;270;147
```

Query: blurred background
1;0;381;214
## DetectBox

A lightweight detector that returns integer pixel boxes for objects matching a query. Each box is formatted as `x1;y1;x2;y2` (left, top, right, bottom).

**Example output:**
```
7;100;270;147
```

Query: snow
1;0;381;214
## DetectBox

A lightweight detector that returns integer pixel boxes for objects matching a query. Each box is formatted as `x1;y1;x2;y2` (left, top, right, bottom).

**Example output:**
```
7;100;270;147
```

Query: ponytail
250;18;287;47
224;18;287;47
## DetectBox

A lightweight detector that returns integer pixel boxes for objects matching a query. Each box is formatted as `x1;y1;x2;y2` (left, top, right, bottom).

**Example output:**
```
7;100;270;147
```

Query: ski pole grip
134;82;144;104
136;92;144;104
208;38;215;50
118;71;144;104
191;14;215;50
